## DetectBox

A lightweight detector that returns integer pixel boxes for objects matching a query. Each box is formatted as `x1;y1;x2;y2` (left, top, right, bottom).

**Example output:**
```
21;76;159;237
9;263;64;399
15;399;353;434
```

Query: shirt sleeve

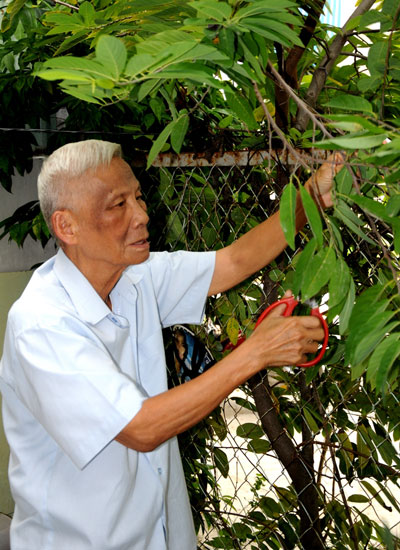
147;250;216;328
7;318;147;470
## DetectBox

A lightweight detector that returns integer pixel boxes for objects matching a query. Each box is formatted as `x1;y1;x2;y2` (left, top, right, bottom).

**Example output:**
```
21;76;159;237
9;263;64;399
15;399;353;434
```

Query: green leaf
324;94;373;114
247;439;270;454
154;64;220;88
235;0;298;18
299;185;323;249
125;54;156;78
147;120;178;169
34;69;94;83
58;85;103;104
336;431;354;469
1;0;25;31
368;41;390;77
348;494;369;503
328;257;351;309
335;165;354;195
237;36;265;83
334;201;375;245
357;75;382;93
280;182;297;250
339;278;355;335
347;299;391;354
327;114;379;132
357;425;372;470
214;447;229;478
137;79;160;102
78;2;96;26
236;423;264;439
392;219;400;254
238;19;301;48
349;194;391;223
375;480;400;513
316;133;387;150
386;195;400;217
38;56;114;80
227;316;240;346
225;91;258;130
301;246;336;302
361;480;394;512
292;238;317;297
95;35;127;80
189;0;232;22
373;335;400;391
303;408;319;434
355;321;399;368
218;27;235;57
170;113;189;154
165;211;184;244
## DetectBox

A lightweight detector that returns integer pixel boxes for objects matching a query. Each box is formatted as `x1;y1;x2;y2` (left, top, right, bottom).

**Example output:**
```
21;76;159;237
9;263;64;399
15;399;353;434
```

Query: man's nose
130;200;149;227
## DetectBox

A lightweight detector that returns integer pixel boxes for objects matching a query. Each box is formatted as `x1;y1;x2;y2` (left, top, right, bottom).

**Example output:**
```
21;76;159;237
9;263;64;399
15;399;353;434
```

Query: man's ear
51;209;78;246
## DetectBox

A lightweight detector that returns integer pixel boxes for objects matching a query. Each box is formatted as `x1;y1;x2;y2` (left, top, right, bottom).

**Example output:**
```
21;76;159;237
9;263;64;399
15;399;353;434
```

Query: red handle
255;296;299;328
299;308;329;367
255;297;328;368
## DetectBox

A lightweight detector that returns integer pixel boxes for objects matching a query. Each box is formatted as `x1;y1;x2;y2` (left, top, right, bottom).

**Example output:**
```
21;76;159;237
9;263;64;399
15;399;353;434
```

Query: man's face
70;157;150;274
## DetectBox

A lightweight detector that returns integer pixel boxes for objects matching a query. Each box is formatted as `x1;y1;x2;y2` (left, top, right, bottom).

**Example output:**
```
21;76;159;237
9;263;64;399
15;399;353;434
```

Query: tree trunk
249;373;324;550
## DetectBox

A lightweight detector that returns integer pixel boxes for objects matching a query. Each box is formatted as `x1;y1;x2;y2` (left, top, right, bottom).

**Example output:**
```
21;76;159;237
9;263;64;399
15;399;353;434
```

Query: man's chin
126;247;150;265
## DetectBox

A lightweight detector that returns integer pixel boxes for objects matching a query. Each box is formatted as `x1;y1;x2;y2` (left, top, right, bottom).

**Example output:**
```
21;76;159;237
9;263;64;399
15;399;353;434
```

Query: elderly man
0;140;339;550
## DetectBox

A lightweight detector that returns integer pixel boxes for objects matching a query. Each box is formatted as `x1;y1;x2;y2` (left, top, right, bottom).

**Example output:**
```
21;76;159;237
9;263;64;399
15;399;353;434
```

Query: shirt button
157;467;162;475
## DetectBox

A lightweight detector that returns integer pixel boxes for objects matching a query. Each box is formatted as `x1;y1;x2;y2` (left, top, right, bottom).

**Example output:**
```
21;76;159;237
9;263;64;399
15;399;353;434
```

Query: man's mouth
130;238;149;246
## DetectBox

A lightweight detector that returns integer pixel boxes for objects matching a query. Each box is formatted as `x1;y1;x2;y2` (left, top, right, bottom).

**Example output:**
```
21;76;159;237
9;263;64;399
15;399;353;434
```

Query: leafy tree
1;0;400;548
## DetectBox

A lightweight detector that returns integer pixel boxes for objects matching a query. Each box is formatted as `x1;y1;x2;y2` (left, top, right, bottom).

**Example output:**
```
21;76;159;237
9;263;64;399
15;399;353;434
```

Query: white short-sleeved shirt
0;248;216;550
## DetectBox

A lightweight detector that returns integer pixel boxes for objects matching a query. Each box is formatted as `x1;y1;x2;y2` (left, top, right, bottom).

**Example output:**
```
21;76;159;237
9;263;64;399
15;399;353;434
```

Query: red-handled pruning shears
254;295;329;368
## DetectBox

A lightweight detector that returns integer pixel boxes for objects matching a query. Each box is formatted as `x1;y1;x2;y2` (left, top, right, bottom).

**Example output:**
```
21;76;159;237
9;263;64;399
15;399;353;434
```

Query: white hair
38;139;122;236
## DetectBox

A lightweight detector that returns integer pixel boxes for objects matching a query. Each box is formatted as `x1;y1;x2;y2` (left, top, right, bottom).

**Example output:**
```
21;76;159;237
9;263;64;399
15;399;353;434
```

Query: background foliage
1;0;400;548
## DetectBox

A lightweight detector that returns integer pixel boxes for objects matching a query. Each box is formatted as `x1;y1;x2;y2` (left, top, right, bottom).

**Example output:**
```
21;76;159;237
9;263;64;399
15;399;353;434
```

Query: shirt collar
53;249;144;324
54;249;111;325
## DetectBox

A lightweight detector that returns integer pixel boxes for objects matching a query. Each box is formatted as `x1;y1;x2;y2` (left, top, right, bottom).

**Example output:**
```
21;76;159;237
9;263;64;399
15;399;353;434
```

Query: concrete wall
0;272;33;514
0;159;57;514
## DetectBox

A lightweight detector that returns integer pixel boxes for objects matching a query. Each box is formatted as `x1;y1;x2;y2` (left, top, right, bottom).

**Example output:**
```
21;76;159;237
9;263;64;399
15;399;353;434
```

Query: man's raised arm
208;154;343;296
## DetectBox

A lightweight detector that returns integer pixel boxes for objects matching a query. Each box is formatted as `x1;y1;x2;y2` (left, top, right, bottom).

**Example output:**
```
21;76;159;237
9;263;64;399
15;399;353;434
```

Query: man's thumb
266;290;293;318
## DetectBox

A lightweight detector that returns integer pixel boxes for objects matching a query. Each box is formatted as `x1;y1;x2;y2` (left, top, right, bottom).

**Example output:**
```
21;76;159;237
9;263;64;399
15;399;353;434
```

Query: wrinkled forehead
82;157;140;200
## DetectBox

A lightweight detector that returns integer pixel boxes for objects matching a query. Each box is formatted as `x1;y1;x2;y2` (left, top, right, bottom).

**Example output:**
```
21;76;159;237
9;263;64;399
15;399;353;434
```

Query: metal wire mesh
136;156;400;550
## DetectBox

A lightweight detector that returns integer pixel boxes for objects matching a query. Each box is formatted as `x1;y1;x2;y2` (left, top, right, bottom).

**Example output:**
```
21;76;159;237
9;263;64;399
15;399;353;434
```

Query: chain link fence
136;153;400;550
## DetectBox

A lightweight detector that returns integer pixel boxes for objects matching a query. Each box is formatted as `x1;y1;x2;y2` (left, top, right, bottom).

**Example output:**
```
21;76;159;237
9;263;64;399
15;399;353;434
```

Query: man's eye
115;200;125;207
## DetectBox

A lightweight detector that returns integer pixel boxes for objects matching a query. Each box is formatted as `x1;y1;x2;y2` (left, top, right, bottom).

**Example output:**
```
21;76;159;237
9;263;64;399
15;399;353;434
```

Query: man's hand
244;293;325;368
305;152;344;209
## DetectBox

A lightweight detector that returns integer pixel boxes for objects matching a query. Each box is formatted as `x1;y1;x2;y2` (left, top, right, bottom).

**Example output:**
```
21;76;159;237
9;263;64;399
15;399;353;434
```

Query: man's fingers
265;290;293;318
304;340;322;355
301;315;323;329
326;151;345;173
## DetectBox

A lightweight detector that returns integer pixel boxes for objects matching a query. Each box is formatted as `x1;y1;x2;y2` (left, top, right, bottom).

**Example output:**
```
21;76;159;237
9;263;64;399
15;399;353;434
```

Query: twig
328;444;359;550
252;81;309;172
267;61;333;139
51;0;79;10
349;165;400;295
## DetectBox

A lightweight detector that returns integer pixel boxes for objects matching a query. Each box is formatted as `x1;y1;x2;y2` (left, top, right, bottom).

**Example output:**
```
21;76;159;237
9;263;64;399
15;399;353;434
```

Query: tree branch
248;373;324;550
252;81;310;171
295;0;377;132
